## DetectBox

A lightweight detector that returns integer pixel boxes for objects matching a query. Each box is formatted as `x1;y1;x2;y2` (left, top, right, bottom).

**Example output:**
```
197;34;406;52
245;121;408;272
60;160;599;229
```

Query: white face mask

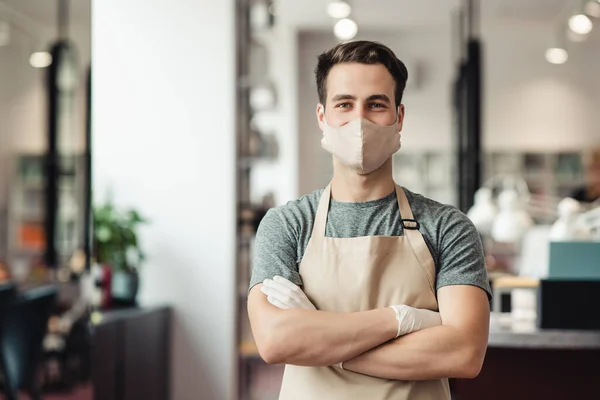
321;116;401;175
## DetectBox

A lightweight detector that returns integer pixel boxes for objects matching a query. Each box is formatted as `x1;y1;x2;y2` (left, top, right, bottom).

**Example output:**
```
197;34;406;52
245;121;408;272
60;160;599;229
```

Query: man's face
316;62;404;131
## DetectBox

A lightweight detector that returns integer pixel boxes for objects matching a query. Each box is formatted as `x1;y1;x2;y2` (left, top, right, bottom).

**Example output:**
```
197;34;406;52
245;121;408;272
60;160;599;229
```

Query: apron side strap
395;186;437;297
404;229;437;297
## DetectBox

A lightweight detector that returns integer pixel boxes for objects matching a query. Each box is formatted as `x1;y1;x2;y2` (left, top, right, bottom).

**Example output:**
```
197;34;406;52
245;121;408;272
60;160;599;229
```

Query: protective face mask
321;116;401;175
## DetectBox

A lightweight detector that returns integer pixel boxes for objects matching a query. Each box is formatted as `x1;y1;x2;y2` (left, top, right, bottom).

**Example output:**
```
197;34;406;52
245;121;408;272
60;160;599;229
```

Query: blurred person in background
248;40;491;399
571;148;600;203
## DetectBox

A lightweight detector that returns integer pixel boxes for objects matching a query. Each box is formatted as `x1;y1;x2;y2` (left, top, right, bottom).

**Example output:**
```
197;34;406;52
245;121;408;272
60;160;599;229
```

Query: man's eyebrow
331;94;356;102
366;94;391;103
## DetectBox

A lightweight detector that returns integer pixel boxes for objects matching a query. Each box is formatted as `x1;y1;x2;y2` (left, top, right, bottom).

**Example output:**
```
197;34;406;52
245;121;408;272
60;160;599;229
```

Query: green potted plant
93;200;148;307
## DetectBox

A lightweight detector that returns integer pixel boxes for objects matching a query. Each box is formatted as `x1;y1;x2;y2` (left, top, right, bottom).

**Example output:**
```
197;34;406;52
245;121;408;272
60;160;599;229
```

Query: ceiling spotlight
334;18;358;41
327;1;352;19
29;51;53;68
545;47;568;64
566;28;588;42
568;13;593;35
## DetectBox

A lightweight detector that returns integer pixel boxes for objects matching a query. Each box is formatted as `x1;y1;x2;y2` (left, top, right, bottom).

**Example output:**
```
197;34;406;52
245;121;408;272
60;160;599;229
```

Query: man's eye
336;103;352;108
370;103;386;108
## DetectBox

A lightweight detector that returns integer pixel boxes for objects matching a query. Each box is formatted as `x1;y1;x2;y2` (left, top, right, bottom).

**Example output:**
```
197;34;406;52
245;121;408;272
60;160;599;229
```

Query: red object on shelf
18;222;45;250
100;265;113;309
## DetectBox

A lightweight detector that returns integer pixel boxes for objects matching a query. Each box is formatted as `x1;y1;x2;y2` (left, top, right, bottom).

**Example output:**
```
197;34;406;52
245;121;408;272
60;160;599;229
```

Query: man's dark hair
315;40;408;107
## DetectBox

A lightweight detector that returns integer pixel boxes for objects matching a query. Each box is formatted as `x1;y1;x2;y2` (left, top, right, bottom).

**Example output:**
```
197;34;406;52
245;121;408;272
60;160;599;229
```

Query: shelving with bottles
484;151;586;200
391;150;589;209
6;153;87;279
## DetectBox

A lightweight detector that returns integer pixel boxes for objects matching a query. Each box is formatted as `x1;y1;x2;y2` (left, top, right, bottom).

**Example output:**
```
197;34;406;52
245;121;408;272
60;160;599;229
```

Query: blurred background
0;0;599;399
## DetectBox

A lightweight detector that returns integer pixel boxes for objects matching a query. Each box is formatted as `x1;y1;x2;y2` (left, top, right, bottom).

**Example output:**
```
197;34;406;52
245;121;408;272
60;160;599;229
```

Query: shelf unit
6;153;87;280
235;1;283;399
484;151;586;200
6;154;46;278
391;150;588;209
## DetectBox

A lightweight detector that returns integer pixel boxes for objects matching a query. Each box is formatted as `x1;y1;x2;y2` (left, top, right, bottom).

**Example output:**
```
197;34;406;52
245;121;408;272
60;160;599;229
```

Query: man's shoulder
403;188;467;223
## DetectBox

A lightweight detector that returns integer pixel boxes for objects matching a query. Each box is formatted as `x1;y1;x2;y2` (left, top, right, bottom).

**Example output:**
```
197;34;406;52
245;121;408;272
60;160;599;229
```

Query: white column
92;1;236;399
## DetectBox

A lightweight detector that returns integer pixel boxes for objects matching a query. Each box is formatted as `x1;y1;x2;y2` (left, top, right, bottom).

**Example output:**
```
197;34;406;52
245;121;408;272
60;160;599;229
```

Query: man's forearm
251;298;397;367
273;307;397;366
342;325;487;380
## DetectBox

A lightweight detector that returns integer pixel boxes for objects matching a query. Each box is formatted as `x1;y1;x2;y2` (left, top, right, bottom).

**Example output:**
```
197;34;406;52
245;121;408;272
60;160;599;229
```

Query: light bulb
568;14;593;35
29;52;52;68
545;47;568;64
327;1;352;19
586;1;600;18
334;18;358;41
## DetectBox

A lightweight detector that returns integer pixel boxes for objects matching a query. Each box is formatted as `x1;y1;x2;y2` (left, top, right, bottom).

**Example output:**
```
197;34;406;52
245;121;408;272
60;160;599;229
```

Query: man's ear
396;104;405;132
316;103;326;131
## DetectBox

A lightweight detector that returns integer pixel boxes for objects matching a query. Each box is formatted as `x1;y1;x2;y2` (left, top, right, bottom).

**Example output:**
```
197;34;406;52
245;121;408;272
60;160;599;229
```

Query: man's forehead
326;63;395;93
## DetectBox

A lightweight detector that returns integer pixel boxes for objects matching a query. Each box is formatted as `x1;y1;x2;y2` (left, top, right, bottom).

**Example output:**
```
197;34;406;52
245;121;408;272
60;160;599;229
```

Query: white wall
296;23;600;194
482;21;600;151
92;2;236;400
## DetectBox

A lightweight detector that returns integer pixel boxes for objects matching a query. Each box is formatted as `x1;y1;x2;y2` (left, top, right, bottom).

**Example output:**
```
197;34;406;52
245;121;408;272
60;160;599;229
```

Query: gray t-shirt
249;187;492;300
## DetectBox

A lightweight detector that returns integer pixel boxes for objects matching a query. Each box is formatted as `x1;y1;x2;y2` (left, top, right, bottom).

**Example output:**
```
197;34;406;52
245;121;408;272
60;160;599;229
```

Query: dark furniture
91;305;172;400
452;314;600;399
0;285;58;400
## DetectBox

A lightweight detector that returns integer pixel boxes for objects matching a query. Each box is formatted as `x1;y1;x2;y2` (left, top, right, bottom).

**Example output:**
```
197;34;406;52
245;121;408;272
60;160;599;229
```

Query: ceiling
0;0;575;33
274;0;576;30
0;0;90;35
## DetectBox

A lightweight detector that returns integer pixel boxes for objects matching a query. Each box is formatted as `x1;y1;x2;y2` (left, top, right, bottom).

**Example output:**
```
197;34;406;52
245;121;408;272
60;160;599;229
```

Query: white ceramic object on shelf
467;187;497;235
549;198;592;241
491;189;533;243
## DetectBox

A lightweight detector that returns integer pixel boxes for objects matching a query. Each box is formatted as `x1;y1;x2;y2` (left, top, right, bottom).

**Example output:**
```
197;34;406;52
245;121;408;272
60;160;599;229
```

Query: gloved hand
389;304;441;338
261;276;316;310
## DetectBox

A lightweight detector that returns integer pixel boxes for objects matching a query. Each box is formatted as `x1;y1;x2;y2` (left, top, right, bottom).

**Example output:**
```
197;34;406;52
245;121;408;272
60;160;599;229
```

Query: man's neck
330;159;396;202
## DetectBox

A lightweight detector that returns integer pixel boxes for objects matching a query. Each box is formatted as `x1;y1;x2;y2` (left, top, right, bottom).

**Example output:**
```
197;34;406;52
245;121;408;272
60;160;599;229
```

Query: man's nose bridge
356;102;367;118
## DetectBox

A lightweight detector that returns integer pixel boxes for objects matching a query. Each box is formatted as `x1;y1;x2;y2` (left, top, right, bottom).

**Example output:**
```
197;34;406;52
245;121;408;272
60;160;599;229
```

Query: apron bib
278;184;450;400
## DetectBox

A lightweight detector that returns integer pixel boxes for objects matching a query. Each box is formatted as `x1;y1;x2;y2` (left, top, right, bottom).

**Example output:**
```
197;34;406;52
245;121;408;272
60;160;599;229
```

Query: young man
247;40;491;400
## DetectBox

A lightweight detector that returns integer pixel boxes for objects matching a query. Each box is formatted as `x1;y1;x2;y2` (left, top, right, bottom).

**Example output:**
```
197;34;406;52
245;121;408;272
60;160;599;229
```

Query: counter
452;313;600;400
488;312;600;349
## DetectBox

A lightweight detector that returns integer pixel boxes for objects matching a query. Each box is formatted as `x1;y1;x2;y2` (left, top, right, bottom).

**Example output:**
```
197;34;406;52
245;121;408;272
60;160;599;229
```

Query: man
571;148;600;203
247;40;491;400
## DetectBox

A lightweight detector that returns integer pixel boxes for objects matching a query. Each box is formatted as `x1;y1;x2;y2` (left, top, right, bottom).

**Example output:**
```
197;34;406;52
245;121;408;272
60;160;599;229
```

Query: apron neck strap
395;185;414;220
312;183;332;238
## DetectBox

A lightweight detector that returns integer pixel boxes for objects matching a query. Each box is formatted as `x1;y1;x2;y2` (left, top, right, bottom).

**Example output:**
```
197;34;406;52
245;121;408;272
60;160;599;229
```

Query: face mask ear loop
322;105;329;127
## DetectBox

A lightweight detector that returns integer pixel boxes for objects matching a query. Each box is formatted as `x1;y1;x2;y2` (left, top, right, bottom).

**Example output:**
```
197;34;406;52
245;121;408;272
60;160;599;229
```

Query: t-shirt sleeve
435;208;492;301
248;208;302;291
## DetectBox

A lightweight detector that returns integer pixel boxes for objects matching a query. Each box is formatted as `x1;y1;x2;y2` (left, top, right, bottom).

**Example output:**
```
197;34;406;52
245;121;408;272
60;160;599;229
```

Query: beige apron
278;184;451;400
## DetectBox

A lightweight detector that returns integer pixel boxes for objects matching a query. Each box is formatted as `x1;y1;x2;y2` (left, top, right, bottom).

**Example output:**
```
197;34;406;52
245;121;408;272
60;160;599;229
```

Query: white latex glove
389;304;442;338
261;276;316;310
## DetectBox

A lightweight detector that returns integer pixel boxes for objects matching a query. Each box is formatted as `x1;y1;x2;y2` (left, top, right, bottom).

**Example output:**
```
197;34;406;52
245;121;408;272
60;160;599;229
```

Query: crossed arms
247;283;490;380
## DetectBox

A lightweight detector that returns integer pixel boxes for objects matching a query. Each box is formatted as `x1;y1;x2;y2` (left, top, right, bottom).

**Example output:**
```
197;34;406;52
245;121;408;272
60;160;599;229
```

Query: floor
45;385;93;400
0;384;93;400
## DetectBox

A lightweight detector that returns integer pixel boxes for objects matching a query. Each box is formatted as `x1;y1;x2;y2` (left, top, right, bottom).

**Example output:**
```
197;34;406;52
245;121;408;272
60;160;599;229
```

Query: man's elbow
456;346;486;379
256;334;286;364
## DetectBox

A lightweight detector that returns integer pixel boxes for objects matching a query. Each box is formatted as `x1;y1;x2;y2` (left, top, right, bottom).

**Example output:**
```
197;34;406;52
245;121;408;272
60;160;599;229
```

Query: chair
0;285;58;400
0;282;16;305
